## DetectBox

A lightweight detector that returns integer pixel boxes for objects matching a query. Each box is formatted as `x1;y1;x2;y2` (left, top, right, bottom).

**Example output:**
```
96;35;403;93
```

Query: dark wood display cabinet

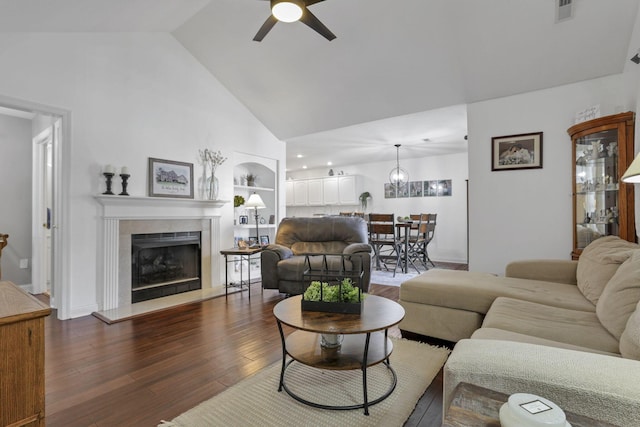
568;112;636;259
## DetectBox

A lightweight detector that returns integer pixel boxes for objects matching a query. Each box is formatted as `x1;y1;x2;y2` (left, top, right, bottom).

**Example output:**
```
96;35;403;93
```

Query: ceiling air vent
556;0;573;23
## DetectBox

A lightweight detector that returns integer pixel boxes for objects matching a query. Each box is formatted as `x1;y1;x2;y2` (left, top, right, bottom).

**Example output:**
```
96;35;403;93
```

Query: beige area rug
159;338;449;427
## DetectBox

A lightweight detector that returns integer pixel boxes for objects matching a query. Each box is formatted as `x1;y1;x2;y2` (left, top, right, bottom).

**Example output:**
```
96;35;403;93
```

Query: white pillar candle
121;166;129;175
104;165;114;174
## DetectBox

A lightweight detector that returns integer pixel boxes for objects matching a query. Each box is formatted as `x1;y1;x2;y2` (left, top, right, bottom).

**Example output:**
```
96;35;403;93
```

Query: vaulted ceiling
1;0;639;171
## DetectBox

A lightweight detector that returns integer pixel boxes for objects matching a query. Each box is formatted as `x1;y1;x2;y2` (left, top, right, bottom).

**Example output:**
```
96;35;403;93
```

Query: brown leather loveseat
261;216;372;295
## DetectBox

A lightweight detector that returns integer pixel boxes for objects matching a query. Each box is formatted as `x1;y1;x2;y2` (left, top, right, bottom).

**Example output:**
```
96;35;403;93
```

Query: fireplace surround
96;196;225;311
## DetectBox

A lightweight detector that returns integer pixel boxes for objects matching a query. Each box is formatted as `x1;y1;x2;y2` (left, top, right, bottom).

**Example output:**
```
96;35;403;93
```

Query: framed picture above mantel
491;132;543;171
148;157;194;199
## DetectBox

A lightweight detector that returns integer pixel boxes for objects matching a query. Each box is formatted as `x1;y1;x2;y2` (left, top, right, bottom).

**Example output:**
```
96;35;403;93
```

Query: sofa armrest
263;244;293;260
260;244;293;290
444;339;640;426
343;243;372;255
505;259;578;285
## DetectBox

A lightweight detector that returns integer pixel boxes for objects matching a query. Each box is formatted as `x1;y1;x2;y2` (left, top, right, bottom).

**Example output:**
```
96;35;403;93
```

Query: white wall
468;74;636;274
0;114;32;284
0;33;284;318
286;151;469;263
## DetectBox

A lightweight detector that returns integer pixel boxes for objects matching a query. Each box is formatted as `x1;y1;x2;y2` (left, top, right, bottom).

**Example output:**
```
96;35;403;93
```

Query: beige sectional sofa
398;236;640;426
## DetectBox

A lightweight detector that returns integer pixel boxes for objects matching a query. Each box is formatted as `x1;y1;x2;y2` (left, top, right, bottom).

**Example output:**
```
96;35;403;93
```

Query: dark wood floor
41;283;448;427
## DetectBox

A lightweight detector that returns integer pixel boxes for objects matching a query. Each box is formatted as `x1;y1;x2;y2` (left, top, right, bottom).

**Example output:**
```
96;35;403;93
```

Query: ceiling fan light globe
272;1;304;22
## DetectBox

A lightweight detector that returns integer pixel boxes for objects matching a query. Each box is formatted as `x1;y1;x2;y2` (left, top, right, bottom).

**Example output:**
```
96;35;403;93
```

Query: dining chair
421;214;437;267
367;214;401;275
404;214;430;270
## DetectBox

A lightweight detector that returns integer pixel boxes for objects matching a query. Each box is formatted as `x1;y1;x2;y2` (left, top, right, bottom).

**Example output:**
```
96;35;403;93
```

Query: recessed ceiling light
327;161;333;166
302;165;307;169
296;154;303;158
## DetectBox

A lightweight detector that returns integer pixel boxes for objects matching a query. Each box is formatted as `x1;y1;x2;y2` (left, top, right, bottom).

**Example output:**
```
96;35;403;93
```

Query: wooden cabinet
0;281;51;427
568;112;636;259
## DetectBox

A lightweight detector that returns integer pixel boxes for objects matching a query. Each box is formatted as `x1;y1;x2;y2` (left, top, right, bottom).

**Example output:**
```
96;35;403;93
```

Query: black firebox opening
131;232;201;303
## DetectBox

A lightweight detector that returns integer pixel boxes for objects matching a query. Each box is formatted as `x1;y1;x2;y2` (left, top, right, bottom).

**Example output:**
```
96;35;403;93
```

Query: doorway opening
0;95;70;319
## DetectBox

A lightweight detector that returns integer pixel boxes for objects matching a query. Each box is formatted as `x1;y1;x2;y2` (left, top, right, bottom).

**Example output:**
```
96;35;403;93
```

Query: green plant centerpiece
302;278;365;315
234;195;245;207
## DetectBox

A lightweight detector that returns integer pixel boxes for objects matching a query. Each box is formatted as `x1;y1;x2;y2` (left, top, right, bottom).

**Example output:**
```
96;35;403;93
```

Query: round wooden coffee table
273;295;405;415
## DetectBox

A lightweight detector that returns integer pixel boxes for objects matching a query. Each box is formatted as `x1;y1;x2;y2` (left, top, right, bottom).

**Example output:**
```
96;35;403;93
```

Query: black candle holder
102;172;115;195
119;174;130;196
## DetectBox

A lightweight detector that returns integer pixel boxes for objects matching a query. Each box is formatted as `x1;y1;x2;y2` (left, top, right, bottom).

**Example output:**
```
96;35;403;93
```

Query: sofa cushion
576;236;638;305
400;269;595;315
620;300;640;360
482;297;619;354
471;327;620;357
596;250;640;339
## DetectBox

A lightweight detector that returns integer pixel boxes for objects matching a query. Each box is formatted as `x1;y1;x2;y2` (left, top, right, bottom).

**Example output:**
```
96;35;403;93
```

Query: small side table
220;247;262;300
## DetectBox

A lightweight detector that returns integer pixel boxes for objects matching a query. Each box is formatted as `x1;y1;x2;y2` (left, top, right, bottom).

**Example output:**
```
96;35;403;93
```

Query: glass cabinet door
574;129;619;250
568;112;636;259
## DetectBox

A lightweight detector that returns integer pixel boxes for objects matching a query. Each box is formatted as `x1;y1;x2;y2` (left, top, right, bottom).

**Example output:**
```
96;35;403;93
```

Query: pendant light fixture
271;0;304;22
389;144;409;188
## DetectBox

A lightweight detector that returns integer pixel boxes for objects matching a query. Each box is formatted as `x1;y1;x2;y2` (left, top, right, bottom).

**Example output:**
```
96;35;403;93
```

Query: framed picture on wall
491;132;543;171
409;181;423;197
438;179;452;196
425;181;437;197
384;183;396;198
148;157;194;198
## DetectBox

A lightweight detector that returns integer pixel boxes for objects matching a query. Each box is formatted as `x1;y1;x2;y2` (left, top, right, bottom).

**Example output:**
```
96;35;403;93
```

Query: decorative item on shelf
320;333;343;349
328;168;334;176
102;164;115;195
234;195;245;208
245;173;257;187
359;191;371;212
199;148;227;200
239;215;249;225
244;192;266;247
119;166;130;196
301;278;364;315
389;144;409;189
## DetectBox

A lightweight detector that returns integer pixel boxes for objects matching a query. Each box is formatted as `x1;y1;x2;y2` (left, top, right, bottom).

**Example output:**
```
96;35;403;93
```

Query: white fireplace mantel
95;195;229;218
95;195;227;311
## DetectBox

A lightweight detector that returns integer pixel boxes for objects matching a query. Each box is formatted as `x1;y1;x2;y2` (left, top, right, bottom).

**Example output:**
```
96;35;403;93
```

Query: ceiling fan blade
305;0;326;5
253;15;278;41
300;9;335;41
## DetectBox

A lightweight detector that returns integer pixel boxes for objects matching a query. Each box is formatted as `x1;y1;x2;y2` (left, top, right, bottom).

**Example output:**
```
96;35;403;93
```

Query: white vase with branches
199;149;227;200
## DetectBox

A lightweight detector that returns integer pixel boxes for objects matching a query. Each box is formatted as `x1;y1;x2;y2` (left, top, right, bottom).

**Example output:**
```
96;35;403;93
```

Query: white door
32;118;58;299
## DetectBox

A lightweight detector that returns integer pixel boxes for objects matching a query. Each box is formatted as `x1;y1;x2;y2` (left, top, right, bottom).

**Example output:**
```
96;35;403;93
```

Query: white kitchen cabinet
322;177;339;205
337;175;359;204
285;175;361;206
292;180;308;206
307;179;324;205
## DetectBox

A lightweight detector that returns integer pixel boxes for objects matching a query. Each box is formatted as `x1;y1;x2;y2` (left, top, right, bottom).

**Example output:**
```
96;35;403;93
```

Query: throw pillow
596;250;640;339
620;299;640;360
576;236;639;304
